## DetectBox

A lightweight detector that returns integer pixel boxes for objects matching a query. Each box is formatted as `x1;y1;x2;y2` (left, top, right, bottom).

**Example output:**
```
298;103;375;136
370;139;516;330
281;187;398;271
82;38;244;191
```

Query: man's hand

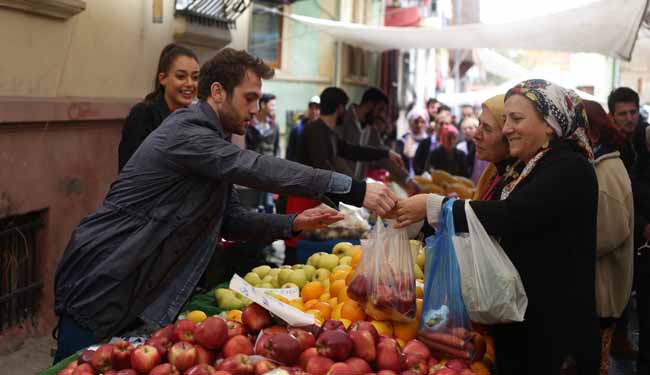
388;151;405;170
292;206;345;232
363;182;398;216
394;194;429;228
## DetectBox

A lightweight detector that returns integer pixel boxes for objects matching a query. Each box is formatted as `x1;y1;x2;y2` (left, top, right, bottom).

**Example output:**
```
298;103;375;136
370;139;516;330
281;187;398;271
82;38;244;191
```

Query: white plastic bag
451;201;528;324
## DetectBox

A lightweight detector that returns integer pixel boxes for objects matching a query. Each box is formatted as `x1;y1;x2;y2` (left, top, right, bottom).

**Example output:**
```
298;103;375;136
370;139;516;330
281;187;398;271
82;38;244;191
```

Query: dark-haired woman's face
159;55;199;111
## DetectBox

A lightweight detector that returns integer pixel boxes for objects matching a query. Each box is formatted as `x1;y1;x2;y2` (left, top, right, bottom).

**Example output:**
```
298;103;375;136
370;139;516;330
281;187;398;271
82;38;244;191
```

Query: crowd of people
51;43;650;375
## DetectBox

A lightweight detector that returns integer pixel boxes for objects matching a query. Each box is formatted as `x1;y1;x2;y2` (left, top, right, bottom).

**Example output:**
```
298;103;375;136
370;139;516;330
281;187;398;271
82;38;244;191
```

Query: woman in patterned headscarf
395;80;600;375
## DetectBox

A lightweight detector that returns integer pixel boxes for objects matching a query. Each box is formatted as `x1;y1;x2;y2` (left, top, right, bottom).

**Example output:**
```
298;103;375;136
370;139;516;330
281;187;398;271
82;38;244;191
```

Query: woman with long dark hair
118;43;199;171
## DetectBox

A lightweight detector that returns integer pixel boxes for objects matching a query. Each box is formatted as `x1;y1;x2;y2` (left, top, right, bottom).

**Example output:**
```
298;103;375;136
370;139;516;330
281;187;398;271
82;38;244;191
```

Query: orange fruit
187;310;207;324
226;309;242;323
312;301;333;320
305;309;324;325
346;271;355;285
393;320;418;342
328;297;338;307
338;318;352;329
415;298;423;321
319;292;331;302
301;281;325;302
370;320;394;336
332;303;343;320
304;299;319;310
470;361;490;375
337;286;350;303
340;300;366;322
351;248;362;268
329;279;346;300
330;269;351;284
396;338;406;348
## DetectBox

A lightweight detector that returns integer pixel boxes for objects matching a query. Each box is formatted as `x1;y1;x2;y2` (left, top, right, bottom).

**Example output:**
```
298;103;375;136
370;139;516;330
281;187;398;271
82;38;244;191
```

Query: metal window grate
0;211;44;331
175;0;253;29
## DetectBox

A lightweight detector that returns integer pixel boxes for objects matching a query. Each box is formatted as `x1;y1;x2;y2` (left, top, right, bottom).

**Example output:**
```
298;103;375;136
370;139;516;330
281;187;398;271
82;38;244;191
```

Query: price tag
229;274;315;327
255;287;300;300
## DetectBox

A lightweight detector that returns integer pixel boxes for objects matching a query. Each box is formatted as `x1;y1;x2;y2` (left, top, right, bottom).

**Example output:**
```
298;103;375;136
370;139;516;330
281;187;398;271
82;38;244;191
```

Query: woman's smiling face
503;95;555;162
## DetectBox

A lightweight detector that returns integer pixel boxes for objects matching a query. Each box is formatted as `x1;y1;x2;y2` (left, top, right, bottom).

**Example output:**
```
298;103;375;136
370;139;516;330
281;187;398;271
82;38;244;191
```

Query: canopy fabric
276;0;649;61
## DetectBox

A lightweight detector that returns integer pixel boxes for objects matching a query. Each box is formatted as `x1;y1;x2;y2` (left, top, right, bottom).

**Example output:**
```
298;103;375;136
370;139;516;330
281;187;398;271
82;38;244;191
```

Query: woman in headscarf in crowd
583;100;634;375
473;94;522;200
427;124;469;177
395;80;600;375
396;107;429;176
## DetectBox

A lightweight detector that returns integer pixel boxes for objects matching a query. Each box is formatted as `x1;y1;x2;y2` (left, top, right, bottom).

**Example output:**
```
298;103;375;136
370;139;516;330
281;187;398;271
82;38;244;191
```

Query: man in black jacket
53;49;398;362
608;87;650;373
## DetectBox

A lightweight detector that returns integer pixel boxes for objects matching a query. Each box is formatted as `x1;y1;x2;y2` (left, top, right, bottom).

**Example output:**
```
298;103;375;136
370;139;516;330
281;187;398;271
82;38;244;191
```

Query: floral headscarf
500;79;593;199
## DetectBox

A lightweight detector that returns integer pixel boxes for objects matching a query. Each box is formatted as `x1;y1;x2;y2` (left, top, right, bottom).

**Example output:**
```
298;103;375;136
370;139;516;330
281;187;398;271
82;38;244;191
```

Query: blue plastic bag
418;198;476;361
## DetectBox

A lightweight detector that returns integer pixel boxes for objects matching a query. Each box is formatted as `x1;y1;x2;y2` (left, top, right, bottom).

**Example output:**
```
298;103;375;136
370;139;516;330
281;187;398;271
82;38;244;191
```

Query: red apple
147;337;172;358
152;324;176;342
216;353;254;375
175;320;197;343
288;328;316;352
104;371;117;375
227;320;247;338
347;275;368;302
326;362;352;375
376;339;404;372
305;356;334;375
58;360;78;375
169;341;198;372
344;357;372;375
299;324;322;338
377;371;398;375
196;345;217;365
254;359;278;375
91;344;114;373
111;340;134;370
265;333;302;365
214;371;233;375
403;340;431;362
321;320;345;332
223;334;254;357
71;363;95;375
194;317;228;350
315;330;353;362
298;347;319;369
79;350;95;365
115;370;137;375
427;357;439;368
445;359;468;372
264;325;288;335
184;364;217;375
433;369;458;375
349;330;376;362
459;370;478;375
241;304;272;333
404;354;428;375
130;344;161;374
401;371;420;375
347;321;379;342
254;332;273;357
149;363;181;375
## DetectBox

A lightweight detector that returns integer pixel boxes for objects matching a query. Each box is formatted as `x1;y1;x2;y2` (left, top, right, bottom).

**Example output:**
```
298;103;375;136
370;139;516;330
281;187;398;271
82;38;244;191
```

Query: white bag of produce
452;201;528;324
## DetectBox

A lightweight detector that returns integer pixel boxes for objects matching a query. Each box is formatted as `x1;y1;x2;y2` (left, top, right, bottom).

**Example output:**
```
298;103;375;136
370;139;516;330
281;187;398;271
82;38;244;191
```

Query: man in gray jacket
53;49;397;361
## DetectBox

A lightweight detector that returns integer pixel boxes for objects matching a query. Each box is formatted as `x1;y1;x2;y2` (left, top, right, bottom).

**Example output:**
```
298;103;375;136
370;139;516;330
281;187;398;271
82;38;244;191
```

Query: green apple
307;252;325;267
257;282;273;288
262;275;274;283
333;264;352;273
215;288;234;301
332;242;353;257
414;263;424;279
268;268;281;278
292;264;305;270
416;252;426;270
252;265;271;278
320;279;330;289
282;282;299;289
288;269;308;289
319;254;340;271
270;278;280;288
339;256;352;266
215;288;245;310
280;265;293;269
244;272;262;286
303;265;316;280
313;268;331;283
279;268;294;285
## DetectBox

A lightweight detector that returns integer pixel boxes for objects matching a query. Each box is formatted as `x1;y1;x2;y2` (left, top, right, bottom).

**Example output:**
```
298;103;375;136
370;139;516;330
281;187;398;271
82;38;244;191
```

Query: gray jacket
55;101;361;339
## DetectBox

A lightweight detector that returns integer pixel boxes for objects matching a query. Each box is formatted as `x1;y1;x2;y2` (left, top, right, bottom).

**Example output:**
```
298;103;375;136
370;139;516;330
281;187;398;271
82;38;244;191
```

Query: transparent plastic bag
347;219;416;322
418;199;485;361
453;201;528;324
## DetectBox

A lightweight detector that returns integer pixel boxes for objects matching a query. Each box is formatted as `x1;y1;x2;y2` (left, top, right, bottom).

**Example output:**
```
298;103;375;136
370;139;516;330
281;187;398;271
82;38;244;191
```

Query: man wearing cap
286;96;320;162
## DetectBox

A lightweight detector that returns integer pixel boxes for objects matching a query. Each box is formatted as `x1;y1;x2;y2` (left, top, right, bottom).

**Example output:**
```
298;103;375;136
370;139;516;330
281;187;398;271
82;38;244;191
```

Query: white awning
273;0;649;61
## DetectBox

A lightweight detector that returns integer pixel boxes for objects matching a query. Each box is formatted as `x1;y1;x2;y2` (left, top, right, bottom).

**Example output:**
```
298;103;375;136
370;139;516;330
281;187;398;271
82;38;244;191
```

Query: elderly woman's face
503;95;555;162
474;107;509;163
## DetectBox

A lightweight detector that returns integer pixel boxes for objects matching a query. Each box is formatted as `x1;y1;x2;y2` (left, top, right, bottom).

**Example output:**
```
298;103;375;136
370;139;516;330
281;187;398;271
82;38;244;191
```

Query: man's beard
219;100;246;135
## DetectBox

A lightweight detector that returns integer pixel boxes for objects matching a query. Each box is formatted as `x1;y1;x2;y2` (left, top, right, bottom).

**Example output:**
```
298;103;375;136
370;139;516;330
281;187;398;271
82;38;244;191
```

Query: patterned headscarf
500;79;593;199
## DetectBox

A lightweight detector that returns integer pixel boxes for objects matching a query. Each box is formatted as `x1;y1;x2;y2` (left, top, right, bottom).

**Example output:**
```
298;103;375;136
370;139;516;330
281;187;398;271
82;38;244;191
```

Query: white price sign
229;274;315;327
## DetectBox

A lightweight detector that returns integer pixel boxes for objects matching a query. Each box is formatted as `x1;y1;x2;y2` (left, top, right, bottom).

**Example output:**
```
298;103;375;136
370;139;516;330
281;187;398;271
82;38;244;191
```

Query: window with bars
175;0;252;29
0;211;44;331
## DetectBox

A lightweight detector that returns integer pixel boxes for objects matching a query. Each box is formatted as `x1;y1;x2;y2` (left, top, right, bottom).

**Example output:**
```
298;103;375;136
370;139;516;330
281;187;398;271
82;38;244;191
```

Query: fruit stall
45;237;494;375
